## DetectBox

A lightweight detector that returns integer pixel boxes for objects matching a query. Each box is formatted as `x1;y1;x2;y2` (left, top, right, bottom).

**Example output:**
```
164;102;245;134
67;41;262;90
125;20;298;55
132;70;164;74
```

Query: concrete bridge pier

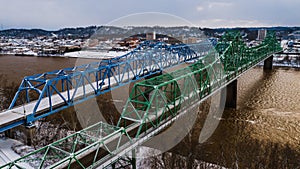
131;149;137;169
225;79;237;109
263;55;273;70
4;129;13;138
25;125;36;146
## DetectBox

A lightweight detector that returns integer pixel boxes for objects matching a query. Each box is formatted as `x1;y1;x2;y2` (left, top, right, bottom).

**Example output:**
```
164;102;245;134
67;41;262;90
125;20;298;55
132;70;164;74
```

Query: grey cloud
0;0;299;29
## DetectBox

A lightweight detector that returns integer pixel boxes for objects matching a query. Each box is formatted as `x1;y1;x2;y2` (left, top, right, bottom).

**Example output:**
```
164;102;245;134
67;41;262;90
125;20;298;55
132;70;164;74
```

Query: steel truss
6;41;212;128
1;32;282;169
1;122;132;169
118;31;281;138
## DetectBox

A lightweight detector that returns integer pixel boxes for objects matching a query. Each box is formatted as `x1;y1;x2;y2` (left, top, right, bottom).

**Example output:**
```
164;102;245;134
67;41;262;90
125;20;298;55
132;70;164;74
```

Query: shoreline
1;53;299;69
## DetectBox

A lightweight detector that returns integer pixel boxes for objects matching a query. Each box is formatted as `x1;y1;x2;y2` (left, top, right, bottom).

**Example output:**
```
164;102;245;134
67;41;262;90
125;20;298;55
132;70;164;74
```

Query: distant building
183;37;197;44
257;29;267;41
288;31;300;40
146;32;156;40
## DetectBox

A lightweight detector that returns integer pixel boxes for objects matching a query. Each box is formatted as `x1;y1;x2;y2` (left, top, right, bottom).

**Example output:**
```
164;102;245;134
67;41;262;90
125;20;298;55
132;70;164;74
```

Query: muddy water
182;68;300;168
1;55;300;168
0;55;100;110
0;55;97;83
238;68;300;147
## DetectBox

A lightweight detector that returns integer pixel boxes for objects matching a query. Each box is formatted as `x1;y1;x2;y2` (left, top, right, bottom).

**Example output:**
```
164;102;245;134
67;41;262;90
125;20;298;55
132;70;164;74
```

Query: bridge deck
0;68;138;132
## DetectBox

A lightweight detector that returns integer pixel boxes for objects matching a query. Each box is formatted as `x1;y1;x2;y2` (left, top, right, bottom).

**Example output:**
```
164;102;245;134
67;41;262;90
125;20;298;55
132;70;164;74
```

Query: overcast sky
0;0;299;30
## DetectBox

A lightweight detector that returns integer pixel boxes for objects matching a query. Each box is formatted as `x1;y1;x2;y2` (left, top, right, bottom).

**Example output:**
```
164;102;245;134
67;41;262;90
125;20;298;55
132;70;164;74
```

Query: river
225;67;300;168
168;67;300;168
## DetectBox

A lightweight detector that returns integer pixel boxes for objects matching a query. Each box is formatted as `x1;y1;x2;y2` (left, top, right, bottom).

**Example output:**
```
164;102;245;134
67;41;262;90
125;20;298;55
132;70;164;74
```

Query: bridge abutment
225;79;237;109
263;55;273;70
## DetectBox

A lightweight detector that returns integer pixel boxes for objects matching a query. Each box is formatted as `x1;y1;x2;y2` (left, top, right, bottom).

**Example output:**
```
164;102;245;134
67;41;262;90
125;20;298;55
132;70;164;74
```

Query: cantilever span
0;31;282;169
0;41;212;132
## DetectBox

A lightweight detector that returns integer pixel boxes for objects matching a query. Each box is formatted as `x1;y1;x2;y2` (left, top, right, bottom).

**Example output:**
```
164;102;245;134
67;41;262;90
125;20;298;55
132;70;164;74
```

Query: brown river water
190;67;300;168
0;55;300;168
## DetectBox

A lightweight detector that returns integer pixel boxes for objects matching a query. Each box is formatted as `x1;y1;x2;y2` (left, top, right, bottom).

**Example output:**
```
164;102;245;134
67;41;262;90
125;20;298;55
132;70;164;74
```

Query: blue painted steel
4;40;212;131
0;120;25;133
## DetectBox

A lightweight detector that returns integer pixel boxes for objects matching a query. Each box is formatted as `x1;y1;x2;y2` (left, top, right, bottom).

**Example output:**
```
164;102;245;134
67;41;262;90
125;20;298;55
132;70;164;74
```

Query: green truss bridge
1;32;282;169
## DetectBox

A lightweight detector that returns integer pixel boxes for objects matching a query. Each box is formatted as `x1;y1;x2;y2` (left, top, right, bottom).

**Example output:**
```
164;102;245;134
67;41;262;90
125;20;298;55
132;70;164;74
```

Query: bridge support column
131;149;137;169
4;129;13;138
24;125;36;146
263;55;273;70
225;79;237;109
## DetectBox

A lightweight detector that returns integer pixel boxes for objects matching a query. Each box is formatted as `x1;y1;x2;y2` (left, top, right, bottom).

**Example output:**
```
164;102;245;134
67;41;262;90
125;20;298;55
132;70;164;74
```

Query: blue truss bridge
0;31;282;169
0;40;212;133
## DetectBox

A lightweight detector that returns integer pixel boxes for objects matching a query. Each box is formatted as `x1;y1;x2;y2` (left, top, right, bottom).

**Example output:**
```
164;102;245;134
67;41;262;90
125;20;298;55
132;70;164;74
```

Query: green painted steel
1;31;281;169
117;51;220;138
117;31;281;138
1;122;132;169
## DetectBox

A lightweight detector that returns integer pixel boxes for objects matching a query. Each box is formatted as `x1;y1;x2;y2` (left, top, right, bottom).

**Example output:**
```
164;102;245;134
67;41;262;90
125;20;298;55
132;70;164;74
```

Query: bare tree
0;74;20;110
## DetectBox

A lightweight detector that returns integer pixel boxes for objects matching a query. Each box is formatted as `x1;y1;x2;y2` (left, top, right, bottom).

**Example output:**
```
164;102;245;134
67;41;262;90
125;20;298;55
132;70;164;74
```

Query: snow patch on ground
64;50;129;59
0;137;25;166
